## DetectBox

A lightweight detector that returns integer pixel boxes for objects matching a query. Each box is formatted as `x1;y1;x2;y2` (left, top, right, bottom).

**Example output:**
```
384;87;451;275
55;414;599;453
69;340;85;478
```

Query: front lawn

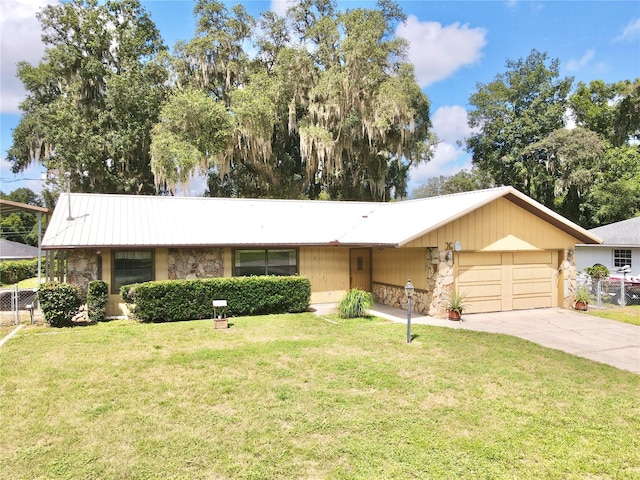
588;305;640;326
1;314;638;479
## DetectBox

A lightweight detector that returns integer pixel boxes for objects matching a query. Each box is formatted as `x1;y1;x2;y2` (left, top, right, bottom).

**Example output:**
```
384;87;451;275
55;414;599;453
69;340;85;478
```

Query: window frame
111;249;155;294
233;248;298;277
613;249;632;269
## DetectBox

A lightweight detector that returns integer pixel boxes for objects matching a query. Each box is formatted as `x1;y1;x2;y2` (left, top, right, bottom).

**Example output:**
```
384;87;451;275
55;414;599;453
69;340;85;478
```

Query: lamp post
405;279;414;343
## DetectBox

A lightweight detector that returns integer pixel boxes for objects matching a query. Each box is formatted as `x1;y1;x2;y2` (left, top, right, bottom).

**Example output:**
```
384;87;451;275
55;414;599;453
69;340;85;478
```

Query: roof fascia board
41;242;399;250
397;186;602;247
0;198;50;215
503;189;602;245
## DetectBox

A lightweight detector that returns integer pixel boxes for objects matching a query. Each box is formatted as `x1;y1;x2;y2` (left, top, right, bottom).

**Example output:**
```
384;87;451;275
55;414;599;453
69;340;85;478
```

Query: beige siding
299;247;350;303
404;197;578;251
223;248;232;277
155;248;168;281
372;248;429;290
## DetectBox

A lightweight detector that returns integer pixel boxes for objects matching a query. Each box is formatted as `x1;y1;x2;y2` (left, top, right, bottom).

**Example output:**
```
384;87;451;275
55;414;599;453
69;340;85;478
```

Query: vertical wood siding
404;197;578;251
372;248;429;290
299;247;350;303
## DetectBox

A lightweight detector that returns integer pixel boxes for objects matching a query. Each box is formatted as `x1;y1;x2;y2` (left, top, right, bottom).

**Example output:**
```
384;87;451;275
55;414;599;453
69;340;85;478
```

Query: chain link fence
0;286;39;325
577;275;640;308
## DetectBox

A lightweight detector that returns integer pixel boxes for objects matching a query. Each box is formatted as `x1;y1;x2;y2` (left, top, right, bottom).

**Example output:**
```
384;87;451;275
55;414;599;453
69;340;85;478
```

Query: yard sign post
405;280;414;343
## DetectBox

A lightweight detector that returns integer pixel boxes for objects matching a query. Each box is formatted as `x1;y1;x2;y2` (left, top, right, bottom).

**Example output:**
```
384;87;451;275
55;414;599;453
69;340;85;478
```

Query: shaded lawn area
1;314;639;479
587;305;640;326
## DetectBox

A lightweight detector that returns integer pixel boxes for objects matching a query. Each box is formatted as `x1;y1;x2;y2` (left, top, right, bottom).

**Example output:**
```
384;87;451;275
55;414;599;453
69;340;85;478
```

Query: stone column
428;248;454;318
66;249;98;294
561;248;577;308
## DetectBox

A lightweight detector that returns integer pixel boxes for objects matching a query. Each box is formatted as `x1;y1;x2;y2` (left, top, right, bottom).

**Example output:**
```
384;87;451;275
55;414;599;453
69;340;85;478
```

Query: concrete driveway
311;304;640;374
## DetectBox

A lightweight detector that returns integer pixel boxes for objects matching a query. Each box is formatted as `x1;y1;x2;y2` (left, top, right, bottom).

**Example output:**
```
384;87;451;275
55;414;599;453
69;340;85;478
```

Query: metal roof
586;216;640;247
41;187;602;249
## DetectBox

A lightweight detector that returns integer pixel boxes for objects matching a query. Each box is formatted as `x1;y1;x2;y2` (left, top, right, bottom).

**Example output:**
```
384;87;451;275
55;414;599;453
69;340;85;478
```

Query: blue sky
1;0;639;197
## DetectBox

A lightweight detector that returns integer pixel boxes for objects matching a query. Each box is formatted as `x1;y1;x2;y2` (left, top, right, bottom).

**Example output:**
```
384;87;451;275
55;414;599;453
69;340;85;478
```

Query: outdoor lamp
405;279;414;343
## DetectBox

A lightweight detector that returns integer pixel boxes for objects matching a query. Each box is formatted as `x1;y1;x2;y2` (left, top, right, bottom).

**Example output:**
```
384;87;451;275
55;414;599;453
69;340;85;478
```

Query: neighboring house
0;239;41;261
41;186;601;318
576;216;640;278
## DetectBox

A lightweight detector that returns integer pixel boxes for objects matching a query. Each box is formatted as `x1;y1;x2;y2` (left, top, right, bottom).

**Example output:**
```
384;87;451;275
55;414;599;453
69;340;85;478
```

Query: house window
234;249;297;276
112;251;154;293
613;249;632;269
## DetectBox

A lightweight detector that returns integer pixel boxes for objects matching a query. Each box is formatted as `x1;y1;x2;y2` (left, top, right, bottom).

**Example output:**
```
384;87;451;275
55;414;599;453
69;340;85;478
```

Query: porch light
405;279;414;343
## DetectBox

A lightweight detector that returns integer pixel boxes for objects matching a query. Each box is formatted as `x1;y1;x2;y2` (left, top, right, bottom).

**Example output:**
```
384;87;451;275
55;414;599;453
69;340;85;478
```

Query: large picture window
112;251;154;292
234;249;297;276
613;249;632;269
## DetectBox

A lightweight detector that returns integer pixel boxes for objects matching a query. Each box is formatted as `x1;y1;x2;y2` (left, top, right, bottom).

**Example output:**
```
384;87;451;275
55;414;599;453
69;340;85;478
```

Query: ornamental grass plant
338;288;374;318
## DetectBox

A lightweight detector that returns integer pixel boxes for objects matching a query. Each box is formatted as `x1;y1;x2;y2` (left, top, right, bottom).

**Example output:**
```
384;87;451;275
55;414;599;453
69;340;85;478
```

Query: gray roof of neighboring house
0;239;41;260
587;216;640;247
41;186;601;249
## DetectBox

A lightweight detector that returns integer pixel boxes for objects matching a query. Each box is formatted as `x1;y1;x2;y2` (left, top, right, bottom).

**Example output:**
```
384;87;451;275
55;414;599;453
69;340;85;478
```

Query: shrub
38;282;82;327
0;259;40;285
87;280;108;323
121;276;311;323
338;289;374;319
584;264;610;280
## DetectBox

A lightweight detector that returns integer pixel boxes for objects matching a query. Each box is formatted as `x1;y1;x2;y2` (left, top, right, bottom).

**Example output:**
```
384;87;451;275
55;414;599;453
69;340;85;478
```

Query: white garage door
457;251;558;314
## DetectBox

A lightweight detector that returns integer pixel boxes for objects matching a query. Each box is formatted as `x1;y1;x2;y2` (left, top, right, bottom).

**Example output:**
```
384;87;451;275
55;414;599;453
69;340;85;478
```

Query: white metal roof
41;187;601;249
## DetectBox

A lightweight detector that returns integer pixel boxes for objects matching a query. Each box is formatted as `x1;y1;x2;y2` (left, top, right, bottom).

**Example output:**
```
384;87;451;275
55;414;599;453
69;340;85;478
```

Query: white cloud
408;143;472;193
407;105;475;193
566;49;595;71
270;0;290;18
0;0;56;114
431;105;475;144
615;17;640;42
395;15;487;87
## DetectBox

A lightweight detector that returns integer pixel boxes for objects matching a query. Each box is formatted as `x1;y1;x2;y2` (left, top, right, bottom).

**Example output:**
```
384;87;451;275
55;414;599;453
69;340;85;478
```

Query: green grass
588;305;640;326
1;314;639;479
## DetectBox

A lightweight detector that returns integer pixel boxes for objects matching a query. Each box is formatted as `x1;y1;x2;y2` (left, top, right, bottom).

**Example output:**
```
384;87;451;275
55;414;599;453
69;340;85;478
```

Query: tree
155;0;433;200
566;79;640;225
581;146;640;227
411;168;494;199
150;88;232;194
0;188;43;246
466;50;573;203
521;127;604;224
569;79;640;147
7;0;168;195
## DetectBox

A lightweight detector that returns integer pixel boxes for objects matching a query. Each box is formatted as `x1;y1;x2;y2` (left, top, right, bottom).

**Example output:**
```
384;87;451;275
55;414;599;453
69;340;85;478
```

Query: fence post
596;278;601;308
13;285;19;325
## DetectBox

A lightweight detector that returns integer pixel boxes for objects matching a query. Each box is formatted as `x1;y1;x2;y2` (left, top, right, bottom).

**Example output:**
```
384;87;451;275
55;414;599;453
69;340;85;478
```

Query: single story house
41;186;601;318
576;216;640;278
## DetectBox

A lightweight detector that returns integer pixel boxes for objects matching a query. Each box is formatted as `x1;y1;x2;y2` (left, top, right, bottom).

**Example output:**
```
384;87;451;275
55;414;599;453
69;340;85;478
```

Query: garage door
457;251;558;314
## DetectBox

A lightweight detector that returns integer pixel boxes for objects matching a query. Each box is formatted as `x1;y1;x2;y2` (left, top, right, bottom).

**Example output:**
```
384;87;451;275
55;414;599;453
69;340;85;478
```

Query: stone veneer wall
561;248;577;308
67;250;99;294
373;247;454;319
168;248;224;280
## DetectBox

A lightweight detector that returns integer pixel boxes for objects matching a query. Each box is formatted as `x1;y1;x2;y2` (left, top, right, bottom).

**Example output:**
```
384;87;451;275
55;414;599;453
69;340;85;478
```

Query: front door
350;248;371;292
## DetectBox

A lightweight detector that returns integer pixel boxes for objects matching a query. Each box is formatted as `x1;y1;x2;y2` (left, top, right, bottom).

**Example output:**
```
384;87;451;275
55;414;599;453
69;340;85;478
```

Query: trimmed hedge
37;282;82;327
121;276;311;323
0;259;39;285
87;280;109;323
